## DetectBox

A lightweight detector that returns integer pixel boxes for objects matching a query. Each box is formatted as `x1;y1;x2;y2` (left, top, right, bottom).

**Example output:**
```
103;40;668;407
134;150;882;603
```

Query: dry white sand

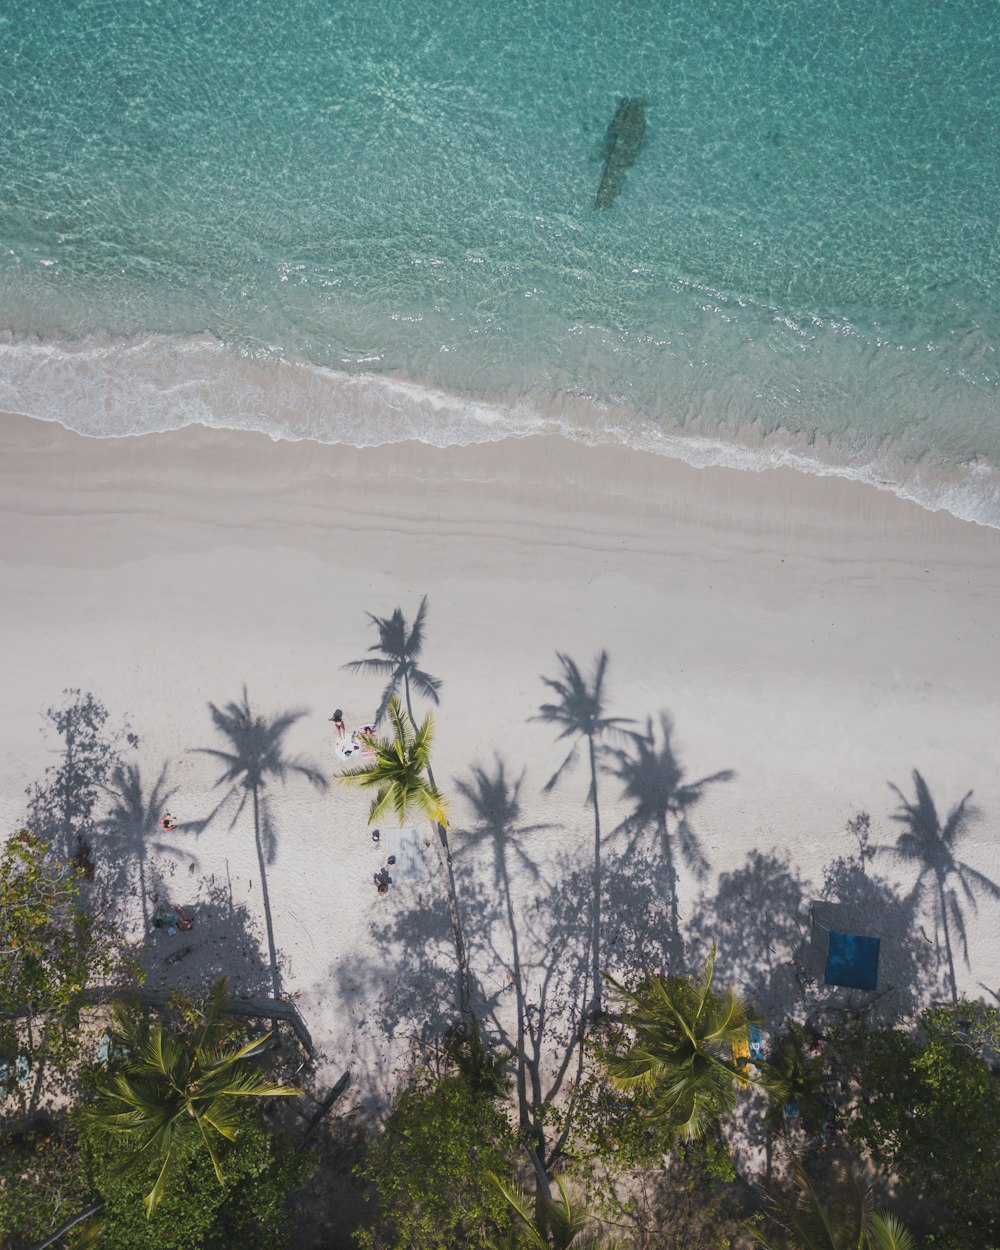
2;409;999;1100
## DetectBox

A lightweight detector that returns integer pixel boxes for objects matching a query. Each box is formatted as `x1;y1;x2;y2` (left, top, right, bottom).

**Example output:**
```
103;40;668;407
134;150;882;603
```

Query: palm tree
535;651;633;1018
195;687;327;1000
342;595;442;725
605;712;733;956
882;770;1000;1003
601;946;757;1140
490;1173;620;1250
753;1154;915;1250
339;695;472;1025
81;978;298;1217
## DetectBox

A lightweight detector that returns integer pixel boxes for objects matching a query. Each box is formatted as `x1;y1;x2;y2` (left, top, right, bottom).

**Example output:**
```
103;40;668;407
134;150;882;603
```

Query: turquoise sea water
1;0;998;522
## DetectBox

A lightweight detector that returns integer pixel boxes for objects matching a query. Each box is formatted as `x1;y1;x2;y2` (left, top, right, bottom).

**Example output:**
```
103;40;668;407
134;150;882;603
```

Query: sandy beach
2;409;999;1101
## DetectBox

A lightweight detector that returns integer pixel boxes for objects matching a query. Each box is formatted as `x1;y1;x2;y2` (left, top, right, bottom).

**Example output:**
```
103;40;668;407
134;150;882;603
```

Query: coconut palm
882;770;1000;1003
195;687;327;1000
490;1173;620;1250
339;695;471;1024
606;712;733;956
535;651;633;1017
753;1154;915;1250
342;595;442;725
81;978;298;1218
601;945;757;1140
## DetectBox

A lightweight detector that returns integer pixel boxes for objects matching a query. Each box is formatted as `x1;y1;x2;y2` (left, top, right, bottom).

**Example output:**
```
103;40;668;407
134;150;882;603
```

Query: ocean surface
1;0;998;524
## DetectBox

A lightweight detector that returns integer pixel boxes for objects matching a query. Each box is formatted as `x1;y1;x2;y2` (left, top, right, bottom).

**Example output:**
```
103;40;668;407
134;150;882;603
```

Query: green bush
80;1105;310;1250
837;1001;1000;1248
355;1070;520;1250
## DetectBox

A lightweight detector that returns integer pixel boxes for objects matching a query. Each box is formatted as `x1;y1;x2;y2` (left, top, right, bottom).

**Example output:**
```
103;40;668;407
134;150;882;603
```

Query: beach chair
733;1024;765;1083
731;1030;752;1083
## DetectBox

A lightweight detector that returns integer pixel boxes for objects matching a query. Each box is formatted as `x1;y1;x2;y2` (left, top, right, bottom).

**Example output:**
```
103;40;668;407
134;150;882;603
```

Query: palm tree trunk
406;671;473;1027
435;818;473;1028
937;870;958;1003
588;734;602;1017
252;784;281;1002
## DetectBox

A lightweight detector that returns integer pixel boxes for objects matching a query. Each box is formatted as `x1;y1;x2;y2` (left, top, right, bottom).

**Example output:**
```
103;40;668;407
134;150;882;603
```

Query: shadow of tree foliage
136;877;274;1002
814;812;943;1023
489;852;593;1171
602;844;679;977
24;689;138;878
688;849;811;1028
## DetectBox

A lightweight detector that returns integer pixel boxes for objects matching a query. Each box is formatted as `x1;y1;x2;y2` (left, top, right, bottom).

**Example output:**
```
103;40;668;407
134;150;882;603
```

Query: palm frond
868;1213;917;1250
490;1174;543;1243
196;1112;228;1185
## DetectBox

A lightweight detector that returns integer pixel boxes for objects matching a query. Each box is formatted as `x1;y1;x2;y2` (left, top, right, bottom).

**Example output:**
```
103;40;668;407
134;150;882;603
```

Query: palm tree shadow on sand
534;649;634;1018
605;710;734;963
878;770;1000;1003
455;756;555;1146
193;686;327;1002
341;594;442;727
453;756;594;1172
102;762;196;927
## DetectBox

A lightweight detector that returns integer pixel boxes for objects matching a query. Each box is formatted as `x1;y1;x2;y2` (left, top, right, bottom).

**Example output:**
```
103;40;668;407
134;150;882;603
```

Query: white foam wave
2;330;999;528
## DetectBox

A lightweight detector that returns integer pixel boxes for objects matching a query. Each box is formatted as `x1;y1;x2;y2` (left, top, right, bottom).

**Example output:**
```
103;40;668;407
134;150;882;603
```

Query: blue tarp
824;931;881;990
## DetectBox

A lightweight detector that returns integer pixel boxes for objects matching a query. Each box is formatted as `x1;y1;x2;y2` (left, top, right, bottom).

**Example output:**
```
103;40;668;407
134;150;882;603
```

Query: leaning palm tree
605;712;733;956
195;687;327;1000
339;695;472;1025
81;978;298;1218
753;1153;916;1250
882;770;1000;1003
535;651;633;1017
601;945;757;1140
490;1173;620;1250
342;595;442;725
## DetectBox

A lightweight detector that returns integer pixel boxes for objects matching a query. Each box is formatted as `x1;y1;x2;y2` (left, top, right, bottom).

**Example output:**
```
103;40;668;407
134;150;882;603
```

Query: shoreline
3;328;1000;529
2;407;999;1089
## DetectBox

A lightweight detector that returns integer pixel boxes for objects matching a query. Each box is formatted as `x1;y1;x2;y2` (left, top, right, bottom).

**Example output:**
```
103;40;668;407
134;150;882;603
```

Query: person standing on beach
329;708;347;740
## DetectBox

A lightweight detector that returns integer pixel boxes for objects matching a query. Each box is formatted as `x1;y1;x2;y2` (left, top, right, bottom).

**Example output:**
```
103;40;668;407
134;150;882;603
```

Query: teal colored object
1;0;998;521
825;931;880;991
